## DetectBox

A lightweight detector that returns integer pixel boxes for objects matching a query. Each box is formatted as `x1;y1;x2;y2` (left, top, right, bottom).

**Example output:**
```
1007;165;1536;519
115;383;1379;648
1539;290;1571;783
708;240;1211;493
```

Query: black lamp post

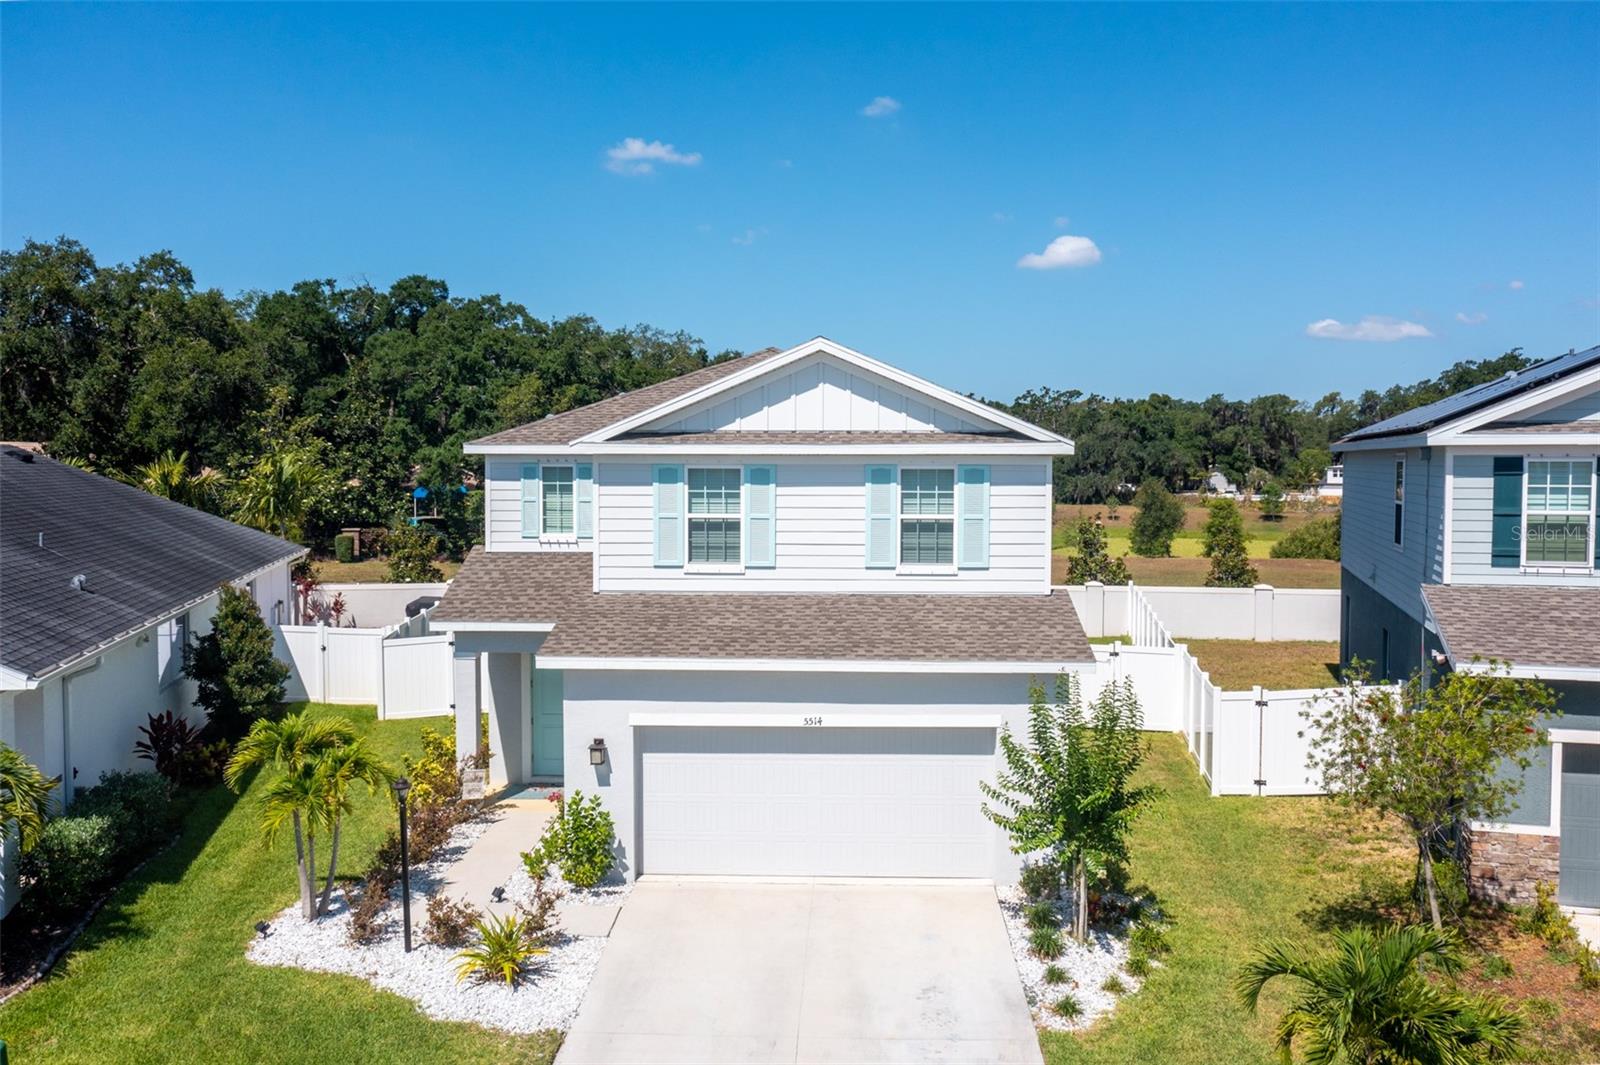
393;776;413;952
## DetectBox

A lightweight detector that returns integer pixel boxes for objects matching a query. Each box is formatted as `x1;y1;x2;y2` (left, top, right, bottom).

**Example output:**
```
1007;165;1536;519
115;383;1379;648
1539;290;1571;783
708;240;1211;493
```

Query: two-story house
432;338;1093;883
1336;343;1600;911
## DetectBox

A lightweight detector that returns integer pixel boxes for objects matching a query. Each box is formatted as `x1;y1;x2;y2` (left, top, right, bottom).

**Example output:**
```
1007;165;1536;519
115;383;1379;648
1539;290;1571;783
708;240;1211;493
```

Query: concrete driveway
557;879;1041;1065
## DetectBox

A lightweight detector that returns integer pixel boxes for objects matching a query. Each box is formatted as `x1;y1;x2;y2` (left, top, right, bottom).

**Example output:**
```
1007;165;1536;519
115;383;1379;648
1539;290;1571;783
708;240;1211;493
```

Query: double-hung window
542;465;575;536
687;467;741;565
1524;458;1594;566
1392;458;1405;547
900;468;955;566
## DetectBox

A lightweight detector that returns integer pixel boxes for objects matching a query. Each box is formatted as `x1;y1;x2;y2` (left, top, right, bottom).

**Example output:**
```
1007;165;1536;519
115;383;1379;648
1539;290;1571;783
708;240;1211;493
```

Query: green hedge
333;532;356;563
18;770;176;919
1269;516;1340;560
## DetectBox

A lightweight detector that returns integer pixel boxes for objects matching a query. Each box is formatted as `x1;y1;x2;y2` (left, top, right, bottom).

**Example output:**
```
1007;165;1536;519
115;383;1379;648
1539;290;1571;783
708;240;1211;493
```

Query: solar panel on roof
1341;345;1600;442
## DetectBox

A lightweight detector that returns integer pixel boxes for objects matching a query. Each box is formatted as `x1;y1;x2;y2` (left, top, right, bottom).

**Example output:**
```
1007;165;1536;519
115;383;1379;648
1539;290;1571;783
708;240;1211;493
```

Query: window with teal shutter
865;465;897;568
652;465;685;567
1490;456;1523;567
744;465;776;567
957;465;990;569
1524;459;1593;566
900;468;955;565
542;466;575;535
520;464;540;539
576;464;594;540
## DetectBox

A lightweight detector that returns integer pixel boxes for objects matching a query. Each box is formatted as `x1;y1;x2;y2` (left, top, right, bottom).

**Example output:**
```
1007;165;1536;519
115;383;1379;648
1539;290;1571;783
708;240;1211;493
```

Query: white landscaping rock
246;816;616;1034
504;861;633;908
996;885;1147;1032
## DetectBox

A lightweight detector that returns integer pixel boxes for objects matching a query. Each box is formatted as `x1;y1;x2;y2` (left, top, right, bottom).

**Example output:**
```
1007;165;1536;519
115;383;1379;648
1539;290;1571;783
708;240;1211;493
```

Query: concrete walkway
434;798;553;915
1574;911;1600;950
557;879;1041;1065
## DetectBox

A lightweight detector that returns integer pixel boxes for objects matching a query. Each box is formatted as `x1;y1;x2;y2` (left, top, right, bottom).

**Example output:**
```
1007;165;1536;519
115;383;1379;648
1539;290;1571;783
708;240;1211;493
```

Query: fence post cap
1084;579;1103;588
1252;583;1275;591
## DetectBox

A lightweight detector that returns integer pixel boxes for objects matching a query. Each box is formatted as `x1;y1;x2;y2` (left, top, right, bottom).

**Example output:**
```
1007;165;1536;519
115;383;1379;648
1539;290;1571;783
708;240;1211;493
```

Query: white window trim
683;464;744;574
539;462;578;542
1391;456;1405;551
1519;454;1596;572
898;466;957;573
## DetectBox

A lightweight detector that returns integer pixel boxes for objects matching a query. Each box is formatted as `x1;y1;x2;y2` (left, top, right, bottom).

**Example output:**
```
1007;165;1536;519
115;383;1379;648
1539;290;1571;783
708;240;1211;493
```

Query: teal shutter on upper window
520;464;540;539
865;465;897;568
744;465;776;568
576;464;594;540
957;465;990;569
653;464;685;567
1490;456;1523;568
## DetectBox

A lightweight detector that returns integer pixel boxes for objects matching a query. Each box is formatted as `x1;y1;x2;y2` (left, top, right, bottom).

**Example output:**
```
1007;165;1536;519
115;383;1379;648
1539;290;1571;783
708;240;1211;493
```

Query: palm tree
118;449;226;513
313;740;394;915
0;742;59;852
230;444;335;541
1235;924;1524;1065
226;712;358;920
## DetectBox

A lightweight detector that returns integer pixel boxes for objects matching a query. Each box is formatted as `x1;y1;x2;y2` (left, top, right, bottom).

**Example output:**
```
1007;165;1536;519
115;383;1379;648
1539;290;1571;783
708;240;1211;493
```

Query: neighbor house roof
611;430;1033;446
1339;345;1600;445
0;449;304;683
432;549;1092;666
1421;584;1600;673
1462;420;1599;436
470;348;786;447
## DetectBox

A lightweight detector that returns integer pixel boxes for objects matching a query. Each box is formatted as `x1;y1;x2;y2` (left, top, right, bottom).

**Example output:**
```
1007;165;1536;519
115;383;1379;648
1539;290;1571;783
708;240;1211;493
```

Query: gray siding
1492;683;1600;828
1527;384;1600;423
1339;567;1441;683
1448;450;1600;586
1340;448;1444;624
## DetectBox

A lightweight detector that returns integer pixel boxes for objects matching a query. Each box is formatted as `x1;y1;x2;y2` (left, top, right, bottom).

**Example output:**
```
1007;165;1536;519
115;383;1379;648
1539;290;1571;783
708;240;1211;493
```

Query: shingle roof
1422;584;1600;671
612;430;1031;446
1339;345;1600;444
433;549;1092;664
470;349;786;447
0;450;303;680
1464;420;1600;436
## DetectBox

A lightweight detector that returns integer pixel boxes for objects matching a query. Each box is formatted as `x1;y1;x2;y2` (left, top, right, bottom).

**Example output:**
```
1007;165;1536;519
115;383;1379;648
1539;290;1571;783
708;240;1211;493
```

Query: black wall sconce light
588;737;607;766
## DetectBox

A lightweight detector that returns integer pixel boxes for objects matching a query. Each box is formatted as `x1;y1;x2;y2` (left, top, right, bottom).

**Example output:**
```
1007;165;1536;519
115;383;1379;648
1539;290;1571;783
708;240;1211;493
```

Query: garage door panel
639;726;995;878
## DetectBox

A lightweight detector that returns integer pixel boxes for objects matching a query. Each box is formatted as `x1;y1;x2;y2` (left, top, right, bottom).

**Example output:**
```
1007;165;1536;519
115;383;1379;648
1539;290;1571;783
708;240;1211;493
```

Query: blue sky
4;3;1597;402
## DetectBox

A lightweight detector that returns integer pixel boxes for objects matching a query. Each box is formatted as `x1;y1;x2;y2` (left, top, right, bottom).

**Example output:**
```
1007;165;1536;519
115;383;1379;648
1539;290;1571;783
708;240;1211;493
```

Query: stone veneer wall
1468;829;1560;905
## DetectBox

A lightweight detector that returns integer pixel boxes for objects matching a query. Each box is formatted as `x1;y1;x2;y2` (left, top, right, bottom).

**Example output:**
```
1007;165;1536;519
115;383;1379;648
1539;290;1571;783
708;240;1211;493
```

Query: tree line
1;237;1531;546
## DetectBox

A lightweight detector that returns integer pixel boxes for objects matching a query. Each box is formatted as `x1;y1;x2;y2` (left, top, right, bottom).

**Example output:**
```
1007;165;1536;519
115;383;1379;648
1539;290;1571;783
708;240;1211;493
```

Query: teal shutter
957;465;990;569
865;465;897;568
653;464;685;567
576;463;594;540
520;464;540;539
744;465;776;568
1491;456;1523;568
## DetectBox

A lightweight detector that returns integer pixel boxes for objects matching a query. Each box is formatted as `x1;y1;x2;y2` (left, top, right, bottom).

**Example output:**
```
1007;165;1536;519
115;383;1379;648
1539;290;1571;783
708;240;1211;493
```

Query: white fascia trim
1448;431;1600;447
467;441;1073;457
1455;661;1600;682
1551;728;1600;744
428;620;557;634
573;338;1073;446
1430;363;1600;441
1333;433;1430;453
536;655;1088;674
628;712;1003;729
0;665;38;691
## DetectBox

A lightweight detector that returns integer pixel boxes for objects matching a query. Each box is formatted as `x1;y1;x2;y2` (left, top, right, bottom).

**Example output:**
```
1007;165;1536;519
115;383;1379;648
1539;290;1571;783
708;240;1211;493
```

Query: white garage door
638;726;997;878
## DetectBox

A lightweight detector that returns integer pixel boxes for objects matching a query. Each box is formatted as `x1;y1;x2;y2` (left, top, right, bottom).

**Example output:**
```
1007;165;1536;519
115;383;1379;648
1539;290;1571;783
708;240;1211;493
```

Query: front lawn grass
312;558;461;584
1051;553;1340;588
1180;639;1341;690
0;704;559;1065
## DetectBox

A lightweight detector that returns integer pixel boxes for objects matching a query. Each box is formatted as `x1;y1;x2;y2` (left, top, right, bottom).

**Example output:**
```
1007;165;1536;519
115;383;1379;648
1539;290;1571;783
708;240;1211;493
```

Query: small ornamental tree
386;522;444;582
1204;500;1258;587
1065;516;1131;585
1130;480;1185;558
1304;664;1557;928
1271;516;1341;560
981;676;1158;942
1258;481;1286;521
186;584;290;735
1201;497;1246;557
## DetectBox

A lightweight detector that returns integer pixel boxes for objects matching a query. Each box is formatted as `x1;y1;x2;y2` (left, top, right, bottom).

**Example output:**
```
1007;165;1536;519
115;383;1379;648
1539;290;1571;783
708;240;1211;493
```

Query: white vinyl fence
276;609;452;720
1066;581;1339;641
1092;584;1396;796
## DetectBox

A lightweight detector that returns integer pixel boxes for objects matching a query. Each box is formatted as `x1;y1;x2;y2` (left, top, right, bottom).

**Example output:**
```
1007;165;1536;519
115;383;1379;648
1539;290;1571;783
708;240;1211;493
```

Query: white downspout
60;656;103;806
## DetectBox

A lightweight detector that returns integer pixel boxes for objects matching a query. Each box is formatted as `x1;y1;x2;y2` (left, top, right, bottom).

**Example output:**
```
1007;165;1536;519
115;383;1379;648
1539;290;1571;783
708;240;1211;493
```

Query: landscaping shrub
1201;497;1245;557
1258;481;1286;521
1203;500;1258;588
1516;881;1577;949
333;532;356;563
386;523;444;583
1101;974;1127;994
1479;952;1513;981
455;912;547;987
1020;858;1061;901
1029;926;1064;960
1270;515;1340;560
1064;516;1130;585
1130;480;1184;557
347;867;396;945
71;770;175;861
517;873;565;949
20;814;117;917
185;583;290;735
403;727;461;809
1125;953;1152;977
1128;919;1171;958
522;790;616;889
176;738;233;786
1576;944;1600;991
1050;993;1082;1020
1043;964;1069;986
133;710;207;783
1024;901;1060;933
424;894;483;948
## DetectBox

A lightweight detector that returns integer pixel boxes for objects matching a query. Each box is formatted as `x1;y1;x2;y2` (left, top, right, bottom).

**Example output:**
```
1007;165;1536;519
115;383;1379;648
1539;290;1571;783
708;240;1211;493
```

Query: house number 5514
802;716;823;726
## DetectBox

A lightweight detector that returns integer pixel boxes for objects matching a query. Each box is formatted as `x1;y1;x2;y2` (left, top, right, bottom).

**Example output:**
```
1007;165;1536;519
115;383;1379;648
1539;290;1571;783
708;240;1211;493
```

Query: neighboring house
0;448;302;915
1316;463;1344;499
1205;469;1239;497
433;337;1090;883
1335;344;1600;910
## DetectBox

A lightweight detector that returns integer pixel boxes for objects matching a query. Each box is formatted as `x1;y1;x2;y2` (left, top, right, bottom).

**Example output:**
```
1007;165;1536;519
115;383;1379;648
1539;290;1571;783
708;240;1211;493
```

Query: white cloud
1509;279;1525;290
1455;311;1488;325
1304;316;1434;342
1016;234;1102;270
604;137;702;176
861;96;901;118
731;227;766;246
1053;216;1070;229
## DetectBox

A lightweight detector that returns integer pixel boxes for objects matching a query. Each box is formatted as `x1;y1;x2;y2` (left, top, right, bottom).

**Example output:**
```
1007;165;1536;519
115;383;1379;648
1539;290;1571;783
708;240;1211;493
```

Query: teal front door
531;666;565;781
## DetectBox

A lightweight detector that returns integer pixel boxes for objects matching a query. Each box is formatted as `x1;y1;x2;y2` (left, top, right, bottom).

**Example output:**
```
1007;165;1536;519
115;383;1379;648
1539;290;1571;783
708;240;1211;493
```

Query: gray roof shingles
613;430;1030;446
1464;420;1600;436
0;450;303;680
434;549;1092;664
1422;584;1600;670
